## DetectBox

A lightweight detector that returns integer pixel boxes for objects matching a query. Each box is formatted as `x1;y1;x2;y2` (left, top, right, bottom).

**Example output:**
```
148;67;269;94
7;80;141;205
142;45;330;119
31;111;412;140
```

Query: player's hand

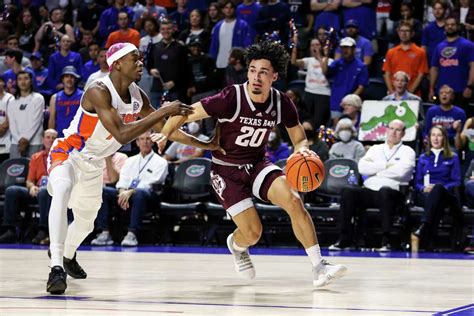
290;147;317;159
150;132;167;154
161;100;194;117
118;189;134;210
207;125;226;155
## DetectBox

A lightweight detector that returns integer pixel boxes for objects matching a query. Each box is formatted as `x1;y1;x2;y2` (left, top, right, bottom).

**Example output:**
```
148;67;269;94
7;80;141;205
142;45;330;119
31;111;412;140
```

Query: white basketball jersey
61;76;143;161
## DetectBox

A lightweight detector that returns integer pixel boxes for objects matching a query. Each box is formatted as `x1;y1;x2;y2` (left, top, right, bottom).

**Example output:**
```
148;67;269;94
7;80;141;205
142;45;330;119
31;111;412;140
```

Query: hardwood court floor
0;247;472;315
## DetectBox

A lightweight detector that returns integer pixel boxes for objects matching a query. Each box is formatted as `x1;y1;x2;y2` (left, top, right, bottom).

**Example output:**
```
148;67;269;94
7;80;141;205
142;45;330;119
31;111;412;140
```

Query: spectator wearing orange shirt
383;21;428;96
105;12;140;49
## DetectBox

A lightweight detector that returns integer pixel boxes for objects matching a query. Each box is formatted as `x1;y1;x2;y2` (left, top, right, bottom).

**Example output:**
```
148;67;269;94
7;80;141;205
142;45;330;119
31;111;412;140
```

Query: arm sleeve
200;85;237;120
280;93;299;128
445;155;462;189
358;145;387;176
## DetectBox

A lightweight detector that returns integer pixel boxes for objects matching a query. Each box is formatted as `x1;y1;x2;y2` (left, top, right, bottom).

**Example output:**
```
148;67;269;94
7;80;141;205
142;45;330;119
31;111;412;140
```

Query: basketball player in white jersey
46;43;220;294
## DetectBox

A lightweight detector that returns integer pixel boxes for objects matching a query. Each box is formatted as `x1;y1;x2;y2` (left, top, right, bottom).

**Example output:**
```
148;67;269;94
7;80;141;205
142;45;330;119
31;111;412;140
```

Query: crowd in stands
0;0;473;254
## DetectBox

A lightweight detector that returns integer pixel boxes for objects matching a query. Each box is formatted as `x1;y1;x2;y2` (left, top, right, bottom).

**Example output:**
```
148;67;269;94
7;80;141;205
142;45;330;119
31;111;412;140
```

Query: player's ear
272;72;278;82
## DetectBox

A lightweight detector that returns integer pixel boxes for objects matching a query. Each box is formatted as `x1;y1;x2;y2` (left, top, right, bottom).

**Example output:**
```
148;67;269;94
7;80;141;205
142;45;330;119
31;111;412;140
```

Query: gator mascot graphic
359;101;417;141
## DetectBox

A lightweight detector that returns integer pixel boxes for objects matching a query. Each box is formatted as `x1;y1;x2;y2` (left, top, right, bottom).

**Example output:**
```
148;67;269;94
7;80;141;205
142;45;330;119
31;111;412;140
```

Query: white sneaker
226;234;256;279
91;231;113;246
313;259;347;287
121;231;138;247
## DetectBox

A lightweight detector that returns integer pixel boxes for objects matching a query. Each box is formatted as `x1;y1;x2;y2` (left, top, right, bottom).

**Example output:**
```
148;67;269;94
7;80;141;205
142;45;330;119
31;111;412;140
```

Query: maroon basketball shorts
210;158;285;217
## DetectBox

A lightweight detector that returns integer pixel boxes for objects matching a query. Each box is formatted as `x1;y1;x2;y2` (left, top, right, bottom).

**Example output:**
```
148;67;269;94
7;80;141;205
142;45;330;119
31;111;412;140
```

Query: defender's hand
160;100;194;117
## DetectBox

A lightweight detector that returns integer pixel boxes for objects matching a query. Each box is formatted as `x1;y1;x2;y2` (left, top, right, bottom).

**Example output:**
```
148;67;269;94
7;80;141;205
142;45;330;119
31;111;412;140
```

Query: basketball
285;153;325;192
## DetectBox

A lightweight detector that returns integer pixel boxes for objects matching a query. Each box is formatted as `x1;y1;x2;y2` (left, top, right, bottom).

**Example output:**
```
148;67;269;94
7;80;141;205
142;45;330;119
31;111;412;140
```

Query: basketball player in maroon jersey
159;41;347;287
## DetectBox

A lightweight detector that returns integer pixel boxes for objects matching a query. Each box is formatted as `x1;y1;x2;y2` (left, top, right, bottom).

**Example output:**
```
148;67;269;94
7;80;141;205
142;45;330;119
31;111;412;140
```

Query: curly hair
244;41;289;76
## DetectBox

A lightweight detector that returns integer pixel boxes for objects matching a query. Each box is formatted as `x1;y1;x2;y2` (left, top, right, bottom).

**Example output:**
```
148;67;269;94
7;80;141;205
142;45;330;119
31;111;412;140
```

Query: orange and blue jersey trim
48;112;98;173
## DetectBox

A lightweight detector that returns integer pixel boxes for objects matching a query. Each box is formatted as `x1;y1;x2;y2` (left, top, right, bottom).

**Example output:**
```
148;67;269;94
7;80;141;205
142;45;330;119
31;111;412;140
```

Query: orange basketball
285;153;325;192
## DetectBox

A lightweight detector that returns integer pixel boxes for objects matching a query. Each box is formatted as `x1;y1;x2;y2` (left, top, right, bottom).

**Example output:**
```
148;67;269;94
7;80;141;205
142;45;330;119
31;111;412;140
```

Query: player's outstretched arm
161;101;210;138
139;92;224;153
83;82;193;145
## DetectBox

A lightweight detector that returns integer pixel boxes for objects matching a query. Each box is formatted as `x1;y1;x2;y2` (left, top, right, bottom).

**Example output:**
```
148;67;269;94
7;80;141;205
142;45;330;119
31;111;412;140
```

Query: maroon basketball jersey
201;83;299;164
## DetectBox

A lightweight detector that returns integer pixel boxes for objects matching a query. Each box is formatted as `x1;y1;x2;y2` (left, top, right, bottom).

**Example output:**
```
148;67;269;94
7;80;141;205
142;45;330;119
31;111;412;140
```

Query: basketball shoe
226;234;256;279
313;259;347;287
47;266;67;294
48;249;87;279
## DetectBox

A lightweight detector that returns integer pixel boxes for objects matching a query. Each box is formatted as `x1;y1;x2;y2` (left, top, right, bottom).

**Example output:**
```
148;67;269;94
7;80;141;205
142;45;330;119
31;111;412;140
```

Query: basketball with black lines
285;153;325;192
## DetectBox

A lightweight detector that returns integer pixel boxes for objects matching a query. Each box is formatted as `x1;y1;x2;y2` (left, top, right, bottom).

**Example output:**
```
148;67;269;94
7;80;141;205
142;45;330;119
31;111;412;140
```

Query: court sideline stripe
0;295;439;314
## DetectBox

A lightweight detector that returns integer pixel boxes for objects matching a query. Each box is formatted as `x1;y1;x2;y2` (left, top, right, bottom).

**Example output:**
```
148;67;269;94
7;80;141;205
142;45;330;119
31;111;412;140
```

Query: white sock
230;233;247;252
305;244;323;267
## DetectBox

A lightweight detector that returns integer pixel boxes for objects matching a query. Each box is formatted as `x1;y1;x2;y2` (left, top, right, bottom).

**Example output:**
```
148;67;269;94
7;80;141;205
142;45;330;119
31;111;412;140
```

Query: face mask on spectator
187;122;200;134
339;130;352;143
268;131;276;142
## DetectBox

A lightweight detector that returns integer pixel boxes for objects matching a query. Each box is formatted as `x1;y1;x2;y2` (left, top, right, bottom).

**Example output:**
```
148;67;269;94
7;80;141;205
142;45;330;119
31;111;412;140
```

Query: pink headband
106;43;138;68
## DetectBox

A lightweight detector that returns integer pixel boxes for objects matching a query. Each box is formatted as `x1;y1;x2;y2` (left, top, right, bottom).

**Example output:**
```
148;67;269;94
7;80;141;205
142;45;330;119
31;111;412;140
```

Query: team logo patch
7;164;25;177
185;164;206;177
329;165;350;178
271;111;276;117
132;101;139;111
441;47;457;58
210;171;226;200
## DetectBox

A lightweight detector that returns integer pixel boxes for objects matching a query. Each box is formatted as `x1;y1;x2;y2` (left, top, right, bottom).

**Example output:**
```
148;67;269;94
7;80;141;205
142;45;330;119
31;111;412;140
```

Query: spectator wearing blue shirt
98;0;133;42
312;0;341;34
3;49;36;95
335;19;374;66
429;17;474;114
47;35;84;92
236;0;261;42
422;0;447;66
255;0;290;41
82;42;100;84
322;37;369;120
342;0;377;40
169;0;190;34
209;0;252;83
25;51;52;98
48;66;83;138
424;85;466;144
412;126;463;252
